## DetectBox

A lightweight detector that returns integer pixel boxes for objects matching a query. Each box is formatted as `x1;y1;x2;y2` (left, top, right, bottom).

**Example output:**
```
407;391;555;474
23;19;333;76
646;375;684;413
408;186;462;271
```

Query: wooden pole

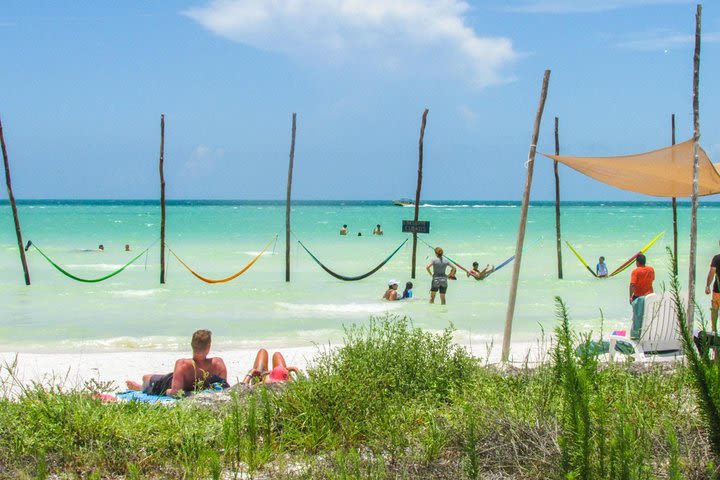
285;113;297;282
0;116;30;285
671;113;678;275
502;70;551;363
554;116;563;279
687;4;701;326
411;108;429;279
159;114;166;285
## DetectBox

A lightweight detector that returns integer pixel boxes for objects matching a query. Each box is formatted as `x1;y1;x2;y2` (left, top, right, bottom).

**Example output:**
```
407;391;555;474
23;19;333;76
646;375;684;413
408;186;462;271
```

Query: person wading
426;247;456;305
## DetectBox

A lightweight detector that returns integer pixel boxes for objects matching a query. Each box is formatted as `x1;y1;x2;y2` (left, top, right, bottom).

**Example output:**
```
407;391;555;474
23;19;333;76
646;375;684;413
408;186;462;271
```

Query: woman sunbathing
242;348;301;385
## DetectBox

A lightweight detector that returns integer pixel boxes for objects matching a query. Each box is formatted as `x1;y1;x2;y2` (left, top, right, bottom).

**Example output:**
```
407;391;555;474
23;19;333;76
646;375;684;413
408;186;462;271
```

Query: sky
0;0;718;201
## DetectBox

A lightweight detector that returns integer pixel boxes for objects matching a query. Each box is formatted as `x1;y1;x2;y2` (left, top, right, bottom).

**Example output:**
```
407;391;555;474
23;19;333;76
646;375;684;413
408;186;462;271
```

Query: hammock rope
298;238;408;281
28;241;153;283
418;237;543;279
565;230;665;278
168;235;277;284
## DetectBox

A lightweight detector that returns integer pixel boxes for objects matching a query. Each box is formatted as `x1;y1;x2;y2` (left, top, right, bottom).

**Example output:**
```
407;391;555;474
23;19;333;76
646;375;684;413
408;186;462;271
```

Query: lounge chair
609;292;683;361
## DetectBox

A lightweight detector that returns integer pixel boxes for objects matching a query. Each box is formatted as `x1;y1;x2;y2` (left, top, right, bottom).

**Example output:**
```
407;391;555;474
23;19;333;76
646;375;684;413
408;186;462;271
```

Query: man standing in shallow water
629;253;654;304
426;247;456;305
704;241;720;333
126;329;228;396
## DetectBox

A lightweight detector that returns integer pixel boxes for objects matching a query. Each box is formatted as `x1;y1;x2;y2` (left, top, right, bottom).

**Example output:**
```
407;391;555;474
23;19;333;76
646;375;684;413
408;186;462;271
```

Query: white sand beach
0;340;544;396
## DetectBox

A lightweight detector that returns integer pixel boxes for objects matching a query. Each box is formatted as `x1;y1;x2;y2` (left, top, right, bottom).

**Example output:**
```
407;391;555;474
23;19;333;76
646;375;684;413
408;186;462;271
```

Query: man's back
631;265;655;297
172;357;227;393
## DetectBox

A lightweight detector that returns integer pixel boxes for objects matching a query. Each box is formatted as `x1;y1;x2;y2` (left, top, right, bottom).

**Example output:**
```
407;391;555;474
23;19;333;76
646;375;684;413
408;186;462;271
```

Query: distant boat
393;198;414;207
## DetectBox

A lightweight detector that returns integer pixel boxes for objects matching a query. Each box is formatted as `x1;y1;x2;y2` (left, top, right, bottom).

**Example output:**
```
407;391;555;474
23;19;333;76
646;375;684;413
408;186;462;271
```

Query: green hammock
298;239;408;281
28;241;149;283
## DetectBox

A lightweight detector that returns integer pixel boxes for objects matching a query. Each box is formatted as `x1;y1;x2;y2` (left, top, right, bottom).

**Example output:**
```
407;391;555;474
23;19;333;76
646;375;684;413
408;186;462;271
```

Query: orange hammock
168;236;276;284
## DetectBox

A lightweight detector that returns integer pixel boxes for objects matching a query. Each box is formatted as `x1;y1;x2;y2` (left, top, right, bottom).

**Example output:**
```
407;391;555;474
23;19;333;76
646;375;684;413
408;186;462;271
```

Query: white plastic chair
609;292;683;361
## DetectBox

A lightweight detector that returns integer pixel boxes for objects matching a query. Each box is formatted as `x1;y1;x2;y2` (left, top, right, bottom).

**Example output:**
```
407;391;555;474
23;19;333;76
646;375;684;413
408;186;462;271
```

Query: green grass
0;314;715;479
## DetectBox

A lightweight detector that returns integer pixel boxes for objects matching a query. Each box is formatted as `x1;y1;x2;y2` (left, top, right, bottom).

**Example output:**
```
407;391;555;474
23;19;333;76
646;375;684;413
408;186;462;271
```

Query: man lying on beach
242;348;301;385
126;329;228;396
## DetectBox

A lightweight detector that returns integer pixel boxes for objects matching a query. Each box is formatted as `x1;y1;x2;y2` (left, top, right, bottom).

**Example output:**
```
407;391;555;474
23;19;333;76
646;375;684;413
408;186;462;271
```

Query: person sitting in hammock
242;348;301;385
126;330;228;396
596;256;609;278
468;261;494;280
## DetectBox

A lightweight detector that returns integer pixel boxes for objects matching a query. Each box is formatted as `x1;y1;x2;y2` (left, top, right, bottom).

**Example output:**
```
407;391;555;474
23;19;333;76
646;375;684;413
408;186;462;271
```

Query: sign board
402;220;430;234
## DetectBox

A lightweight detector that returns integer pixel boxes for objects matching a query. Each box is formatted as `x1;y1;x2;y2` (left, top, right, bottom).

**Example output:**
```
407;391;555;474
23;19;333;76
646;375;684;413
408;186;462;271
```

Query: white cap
388;279;398;286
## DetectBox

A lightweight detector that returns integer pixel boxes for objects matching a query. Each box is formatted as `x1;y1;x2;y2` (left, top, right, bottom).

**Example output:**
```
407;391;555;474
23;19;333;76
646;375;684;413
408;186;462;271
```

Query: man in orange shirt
629;253;654;304
704;244;720;333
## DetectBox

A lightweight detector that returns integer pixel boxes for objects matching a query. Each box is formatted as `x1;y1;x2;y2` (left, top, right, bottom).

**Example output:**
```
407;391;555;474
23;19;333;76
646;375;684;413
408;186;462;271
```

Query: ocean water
1;200;719;353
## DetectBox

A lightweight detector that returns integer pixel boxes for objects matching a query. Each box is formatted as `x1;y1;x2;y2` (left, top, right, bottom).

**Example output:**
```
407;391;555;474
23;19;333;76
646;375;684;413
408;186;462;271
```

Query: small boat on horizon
392;198;414;207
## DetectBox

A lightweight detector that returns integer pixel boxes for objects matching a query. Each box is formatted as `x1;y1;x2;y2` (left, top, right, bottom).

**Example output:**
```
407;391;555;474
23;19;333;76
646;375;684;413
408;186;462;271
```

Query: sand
0;340;545;397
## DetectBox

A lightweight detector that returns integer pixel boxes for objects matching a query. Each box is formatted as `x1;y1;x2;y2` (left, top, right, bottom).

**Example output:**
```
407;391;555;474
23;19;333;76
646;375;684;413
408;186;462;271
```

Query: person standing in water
426;247;456;305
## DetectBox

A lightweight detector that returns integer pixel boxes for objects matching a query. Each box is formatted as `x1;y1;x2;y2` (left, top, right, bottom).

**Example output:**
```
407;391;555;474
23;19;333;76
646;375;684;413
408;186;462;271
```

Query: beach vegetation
0;312;716;479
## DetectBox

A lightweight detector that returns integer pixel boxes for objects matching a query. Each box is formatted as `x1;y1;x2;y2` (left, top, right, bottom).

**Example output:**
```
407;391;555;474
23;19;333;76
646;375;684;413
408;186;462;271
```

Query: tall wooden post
0;117;30;285
411;108;429;279
502;70;551;363
159;114;166;284
285;113;297;282
671;113;678;275
554;116;563;279
687;4;701;325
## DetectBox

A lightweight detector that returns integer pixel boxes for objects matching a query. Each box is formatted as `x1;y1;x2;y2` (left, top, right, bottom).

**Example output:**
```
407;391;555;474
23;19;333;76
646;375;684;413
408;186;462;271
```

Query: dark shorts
143;372;174;396
430;277;448;294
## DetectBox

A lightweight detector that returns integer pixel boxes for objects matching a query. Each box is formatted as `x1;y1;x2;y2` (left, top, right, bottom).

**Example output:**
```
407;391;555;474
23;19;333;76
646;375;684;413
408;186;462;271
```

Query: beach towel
115;390;177;404
574;335;633;357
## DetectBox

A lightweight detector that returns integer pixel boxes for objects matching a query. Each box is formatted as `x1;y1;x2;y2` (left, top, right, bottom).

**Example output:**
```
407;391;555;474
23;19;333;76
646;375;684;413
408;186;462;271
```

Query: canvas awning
542;139;719;197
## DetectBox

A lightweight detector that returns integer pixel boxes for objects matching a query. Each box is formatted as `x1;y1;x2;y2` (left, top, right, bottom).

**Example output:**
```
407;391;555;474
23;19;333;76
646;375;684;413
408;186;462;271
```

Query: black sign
402;220;430;234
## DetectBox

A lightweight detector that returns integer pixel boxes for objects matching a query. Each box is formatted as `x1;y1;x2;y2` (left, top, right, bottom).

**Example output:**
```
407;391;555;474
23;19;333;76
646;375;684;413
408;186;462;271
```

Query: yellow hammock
168;236;276;284
566;231;665;278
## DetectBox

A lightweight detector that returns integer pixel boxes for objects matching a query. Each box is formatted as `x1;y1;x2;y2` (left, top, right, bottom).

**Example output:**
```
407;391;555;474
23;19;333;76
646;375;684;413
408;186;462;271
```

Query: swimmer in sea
383;279;399;301
402;281;413;299
124;244;131;252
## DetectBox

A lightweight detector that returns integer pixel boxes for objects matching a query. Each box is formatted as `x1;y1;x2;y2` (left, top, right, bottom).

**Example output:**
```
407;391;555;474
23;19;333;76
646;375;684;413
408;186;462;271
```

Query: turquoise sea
1;200;719;353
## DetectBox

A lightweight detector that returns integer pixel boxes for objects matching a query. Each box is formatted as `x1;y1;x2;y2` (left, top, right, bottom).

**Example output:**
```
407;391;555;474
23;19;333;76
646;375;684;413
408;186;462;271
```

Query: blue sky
0;0;717;200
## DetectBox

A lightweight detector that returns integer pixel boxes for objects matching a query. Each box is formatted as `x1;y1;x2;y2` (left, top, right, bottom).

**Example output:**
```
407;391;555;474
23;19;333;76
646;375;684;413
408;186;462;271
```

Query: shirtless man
126;329;228;396
340;224;348;235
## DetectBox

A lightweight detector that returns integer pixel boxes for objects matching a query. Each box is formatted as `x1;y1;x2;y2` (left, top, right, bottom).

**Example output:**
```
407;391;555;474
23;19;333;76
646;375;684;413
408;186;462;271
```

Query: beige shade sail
542;139;719;197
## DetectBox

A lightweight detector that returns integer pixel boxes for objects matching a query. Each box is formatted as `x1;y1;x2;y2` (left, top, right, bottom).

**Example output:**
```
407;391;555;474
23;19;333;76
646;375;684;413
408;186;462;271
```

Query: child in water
596;256;609;278
402;282;413;299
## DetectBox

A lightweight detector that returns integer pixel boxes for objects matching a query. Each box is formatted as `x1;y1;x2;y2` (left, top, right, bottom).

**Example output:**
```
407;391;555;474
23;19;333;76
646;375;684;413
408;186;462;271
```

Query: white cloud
457;104;478;122
184;145;225;173
183;0;518;88
616;31;720;51
505;0;693;14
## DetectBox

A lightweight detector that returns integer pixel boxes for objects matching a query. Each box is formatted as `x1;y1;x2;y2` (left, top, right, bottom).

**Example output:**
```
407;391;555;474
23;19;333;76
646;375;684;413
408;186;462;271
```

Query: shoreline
0;340;544;395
